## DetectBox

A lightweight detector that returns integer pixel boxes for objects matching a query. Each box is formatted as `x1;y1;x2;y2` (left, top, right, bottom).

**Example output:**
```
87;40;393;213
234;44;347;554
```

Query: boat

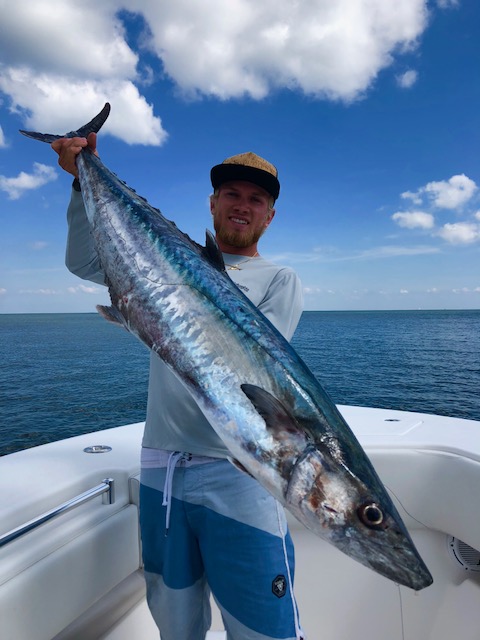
1;404;479;640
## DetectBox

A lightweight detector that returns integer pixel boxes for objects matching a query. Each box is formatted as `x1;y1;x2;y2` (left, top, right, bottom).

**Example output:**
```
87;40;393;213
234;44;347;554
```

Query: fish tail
19;103;111;143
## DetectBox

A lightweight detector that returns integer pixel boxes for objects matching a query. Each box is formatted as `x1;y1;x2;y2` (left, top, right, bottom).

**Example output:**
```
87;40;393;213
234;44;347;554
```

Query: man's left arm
258;268;304;341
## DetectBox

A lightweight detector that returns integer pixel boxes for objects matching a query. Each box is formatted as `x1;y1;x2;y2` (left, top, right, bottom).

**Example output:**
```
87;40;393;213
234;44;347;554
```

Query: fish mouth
346;527;434;590
371;551;433;590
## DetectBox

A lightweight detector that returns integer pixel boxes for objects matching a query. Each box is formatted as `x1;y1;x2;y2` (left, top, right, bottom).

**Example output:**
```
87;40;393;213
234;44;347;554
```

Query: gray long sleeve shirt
66;190;304;457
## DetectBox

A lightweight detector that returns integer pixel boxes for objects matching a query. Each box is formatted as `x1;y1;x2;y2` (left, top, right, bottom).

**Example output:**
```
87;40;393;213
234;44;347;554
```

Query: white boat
1;405;479;640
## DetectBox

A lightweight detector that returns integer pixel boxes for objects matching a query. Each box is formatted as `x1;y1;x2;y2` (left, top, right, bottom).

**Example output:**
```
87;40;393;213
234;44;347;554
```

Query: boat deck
1;406;480;639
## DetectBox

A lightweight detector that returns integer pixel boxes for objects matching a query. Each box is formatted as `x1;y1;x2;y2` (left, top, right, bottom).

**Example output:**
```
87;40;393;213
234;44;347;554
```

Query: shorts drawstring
275;501;306;640
162;451;187;534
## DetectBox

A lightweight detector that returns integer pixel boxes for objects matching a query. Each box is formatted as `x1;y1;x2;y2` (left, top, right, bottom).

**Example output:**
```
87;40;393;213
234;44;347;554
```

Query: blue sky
0;0;479;313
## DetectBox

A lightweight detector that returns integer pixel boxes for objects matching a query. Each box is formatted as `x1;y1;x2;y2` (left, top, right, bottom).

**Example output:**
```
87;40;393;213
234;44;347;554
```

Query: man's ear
265;208;276;227
209;194;216;215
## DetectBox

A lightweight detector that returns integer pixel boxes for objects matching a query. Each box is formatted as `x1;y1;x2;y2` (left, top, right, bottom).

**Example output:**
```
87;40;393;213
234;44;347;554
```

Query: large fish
21;104;432;590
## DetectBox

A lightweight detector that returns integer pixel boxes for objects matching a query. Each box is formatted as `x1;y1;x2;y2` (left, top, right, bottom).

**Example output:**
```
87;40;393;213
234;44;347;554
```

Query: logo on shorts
272;575;287;598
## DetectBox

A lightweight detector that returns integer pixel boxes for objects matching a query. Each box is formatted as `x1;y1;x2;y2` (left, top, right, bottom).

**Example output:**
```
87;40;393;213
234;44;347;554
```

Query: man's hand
51;132;98;178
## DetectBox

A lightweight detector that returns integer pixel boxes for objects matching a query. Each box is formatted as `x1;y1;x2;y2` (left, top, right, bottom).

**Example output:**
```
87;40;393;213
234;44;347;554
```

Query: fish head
286;445;433;590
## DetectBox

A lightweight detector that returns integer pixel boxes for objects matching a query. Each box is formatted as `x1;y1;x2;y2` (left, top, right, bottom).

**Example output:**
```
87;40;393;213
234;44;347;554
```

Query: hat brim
211;164;280;200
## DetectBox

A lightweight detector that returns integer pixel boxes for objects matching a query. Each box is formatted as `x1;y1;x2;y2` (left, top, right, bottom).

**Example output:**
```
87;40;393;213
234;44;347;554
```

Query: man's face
210;181;275;251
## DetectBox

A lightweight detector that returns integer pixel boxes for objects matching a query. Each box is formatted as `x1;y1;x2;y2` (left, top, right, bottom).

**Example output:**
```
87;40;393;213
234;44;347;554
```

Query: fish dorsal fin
241;384;300;435
203;230;226;271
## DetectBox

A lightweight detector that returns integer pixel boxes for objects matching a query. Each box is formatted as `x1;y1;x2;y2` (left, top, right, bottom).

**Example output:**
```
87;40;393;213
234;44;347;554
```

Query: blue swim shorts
139;452;304;640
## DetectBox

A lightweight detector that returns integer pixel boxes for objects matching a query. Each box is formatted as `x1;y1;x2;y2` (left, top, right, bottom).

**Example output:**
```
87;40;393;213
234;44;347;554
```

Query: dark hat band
211;164;280;200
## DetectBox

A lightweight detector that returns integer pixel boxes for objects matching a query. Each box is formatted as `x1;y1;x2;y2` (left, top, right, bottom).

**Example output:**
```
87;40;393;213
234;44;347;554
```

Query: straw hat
210;152;280;200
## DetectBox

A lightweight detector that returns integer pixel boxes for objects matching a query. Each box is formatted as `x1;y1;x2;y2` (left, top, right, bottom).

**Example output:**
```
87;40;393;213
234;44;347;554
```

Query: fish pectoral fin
203;230;226;271
96;304;127;328
241;384;299;435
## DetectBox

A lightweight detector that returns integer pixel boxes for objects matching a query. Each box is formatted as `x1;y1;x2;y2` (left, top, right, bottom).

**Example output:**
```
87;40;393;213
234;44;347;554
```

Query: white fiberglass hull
1;405;480;640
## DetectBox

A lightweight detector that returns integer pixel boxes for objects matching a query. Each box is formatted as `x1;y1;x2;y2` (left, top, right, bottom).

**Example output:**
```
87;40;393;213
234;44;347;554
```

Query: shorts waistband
141;447;222;469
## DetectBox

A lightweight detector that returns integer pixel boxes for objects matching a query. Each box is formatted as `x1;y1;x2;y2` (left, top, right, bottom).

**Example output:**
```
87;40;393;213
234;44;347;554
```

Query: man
52;135;305;640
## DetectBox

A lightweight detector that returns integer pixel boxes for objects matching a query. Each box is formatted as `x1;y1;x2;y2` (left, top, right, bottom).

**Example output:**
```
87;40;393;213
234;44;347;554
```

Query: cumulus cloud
424;174;477;209
401;189;423;205
403;174;478;210
137;0;428;100
396;69;418;88
437;222;480;245
0;162;57;199
0;125;6;148
1;69;166;146
0;0;431;142
392;211;434;229
393;173;480;245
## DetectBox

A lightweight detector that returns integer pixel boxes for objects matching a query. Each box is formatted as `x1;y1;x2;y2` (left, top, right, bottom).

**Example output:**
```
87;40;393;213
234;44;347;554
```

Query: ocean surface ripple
1;310;479;456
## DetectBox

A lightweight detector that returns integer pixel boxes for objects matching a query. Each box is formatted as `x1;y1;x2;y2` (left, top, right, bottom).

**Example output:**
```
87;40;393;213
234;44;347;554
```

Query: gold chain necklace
224;251;259;271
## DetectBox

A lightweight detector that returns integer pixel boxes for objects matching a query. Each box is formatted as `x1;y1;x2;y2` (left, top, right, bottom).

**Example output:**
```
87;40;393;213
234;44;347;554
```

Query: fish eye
357;502;385;528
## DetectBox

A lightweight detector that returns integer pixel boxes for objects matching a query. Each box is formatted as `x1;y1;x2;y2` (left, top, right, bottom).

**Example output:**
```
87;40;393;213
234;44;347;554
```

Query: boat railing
0;478;115;548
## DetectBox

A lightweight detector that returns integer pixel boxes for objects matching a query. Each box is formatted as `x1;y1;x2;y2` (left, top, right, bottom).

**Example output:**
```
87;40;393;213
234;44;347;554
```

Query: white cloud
357;245;439;259
437;222;480;245
0;2;138;78
0;0;430;141
0;125;6;148
392;211;435;229
401;190;423;205
393;175;480;246
401;174;478;210
268;244;439;265
0;162;57;199
19;288;62;295
1;69;166;146
140;0;428;101
67;284;102;294
0;288;6;295
424;174;477;209
396;69;418;88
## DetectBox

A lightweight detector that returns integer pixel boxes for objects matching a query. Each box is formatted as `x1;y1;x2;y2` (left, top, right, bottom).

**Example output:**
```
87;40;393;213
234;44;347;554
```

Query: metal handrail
0;478;115;548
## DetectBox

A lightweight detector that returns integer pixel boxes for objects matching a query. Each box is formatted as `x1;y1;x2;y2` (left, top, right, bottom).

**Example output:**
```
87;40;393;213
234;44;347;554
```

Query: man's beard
213;219;266;249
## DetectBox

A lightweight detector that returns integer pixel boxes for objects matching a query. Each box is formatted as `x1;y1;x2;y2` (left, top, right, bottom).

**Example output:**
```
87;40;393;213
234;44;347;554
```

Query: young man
52;136;305;640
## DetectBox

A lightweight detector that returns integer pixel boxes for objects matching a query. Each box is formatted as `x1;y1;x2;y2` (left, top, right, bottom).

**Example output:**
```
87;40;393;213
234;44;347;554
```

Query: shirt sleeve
257;267;304;341
65;189;106;285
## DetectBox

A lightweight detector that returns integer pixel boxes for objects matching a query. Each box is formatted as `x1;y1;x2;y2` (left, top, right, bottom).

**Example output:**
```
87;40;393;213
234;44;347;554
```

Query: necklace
224;251;259;271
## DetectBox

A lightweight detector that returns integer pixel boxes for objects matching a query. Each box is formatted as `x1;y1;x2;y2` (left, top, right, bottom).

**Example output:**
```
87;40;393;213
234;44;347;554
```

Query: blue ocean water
1;310;479;456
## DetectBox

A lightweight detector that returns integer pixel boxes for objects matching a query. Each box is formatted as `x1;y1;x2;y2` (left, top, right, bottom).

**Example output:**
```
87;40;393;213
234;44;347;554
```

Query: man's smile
230;216;249;226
